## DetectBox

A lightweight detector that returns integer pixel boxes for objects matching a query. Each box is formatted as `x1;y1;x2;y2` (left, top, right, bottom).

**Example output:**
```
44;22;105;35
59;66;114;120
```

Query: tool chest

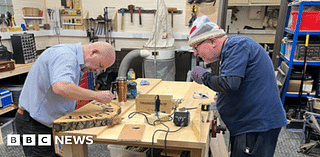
11;33;37;64
0;61;15;72
0;89;13;108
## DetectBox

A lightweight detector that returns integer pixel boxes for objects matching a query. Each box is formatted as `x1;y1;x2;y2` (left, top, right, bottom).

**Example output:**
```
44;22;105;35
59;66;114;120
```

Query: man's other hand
191;66;208;84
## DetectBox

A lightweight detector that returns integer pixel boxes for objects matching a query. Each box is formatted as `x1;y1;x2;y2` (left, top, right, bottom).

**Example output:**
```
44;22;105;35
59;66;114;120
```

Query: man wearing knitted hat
190;16;286;157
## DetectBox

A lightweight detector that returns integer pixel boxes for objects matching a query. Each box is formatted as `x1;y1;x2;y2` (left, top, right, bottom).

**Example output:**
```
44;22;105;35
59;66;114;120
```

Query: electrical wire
151;123;184;157
128;110;184;157
127;111;172;126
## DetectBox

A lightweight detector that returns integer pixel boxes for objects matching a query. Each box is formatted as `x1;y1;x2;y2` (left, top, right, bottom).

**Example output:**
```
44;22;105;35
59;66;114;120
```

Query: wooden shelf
23;17;44;20
0;104;18;115
62;23;83;25
0;62;34;79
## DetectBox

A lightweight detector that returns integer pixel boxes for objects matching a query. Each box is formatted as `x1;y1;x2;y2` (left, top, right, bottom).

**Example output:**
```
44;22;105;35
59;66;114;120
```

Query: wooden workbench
53;78;228;157
0;62;34;79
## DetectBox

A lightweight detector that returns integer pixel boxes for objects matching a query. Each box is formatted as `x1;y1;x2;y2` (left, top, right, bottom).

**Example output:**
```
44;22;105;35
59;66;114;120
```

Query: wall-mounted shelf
0;104;18;116
280;55;320;66
228;0;281;6
286;92;316;98
62;23;83;25
23;17;44;20
117;9;182;14
60;14;81;16
0;62;34;80
285;28;320;35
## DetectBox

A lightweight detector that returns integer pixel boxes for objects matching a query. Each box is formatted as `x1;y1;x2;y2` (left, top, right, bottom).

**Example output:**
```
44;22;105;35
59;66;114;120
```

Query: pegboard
185;0;220;26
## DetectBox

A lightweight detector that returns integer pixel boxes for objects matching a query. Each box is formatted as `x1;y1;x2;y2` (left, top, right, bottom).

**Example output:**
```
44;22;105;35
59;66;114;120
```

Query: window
0;0;14;14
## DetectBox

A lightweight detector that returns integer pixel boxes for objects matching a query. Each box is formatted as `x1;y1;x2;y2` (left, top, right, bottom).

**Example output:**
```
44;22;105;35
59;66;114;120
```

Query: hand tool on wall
5;12;12;27
120;8;125;30
47;9;53;20
103;7;115;46
104;7;109;41
11;14;16;26
188;5;197;27
167;7;177;28
128;4;135;23
137;7;142;25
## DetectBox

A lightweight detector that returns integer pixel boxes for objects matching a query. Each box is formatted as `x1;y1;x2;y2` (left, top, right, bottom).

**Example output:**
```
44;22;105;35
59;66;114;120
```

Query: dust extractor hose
118;49;151;78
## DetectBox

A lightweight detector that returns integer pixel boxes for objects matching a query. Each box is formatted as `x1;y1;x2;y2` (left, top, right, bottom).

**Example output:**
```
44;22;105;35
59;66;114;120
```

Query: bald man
15;42;115;157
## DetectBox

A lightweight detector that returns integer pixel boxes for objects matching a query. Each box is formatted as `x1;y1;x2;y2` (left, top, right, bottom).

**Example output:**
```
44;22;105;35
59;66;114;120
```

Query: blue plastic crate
0;89;13;107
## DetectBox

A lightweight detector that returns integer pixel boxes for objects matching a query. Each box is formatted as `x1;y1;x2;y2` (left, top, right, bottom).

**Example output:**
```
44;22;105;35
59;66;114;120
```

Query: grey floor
0;126;319;157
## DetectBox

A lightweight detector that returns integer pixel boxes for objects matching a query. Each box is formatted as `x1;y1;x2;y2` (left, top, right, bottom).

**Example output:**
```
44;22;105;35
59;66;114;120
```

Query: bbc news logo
7;134;93;146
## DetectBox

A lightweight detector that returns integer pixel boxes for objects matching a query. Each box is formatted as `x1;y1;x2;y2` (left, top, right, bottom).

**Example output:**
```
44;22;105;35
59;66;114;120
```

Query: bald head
82;42;116;73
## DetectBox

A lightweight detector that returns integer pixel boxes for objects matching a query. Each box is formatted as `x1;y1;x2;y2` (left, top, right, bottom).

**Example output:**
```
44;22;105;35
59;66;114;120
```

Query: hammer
120;8;125;30
136;7;142;25
128;4;135;23
168;7;177;28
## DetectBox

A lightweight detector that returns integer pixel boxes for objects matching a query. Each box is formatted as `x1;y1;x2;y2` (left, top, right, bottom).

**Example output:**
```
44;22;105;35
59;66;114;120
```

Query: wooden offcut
135;94;173;114
0;61;15;72
118;124;145;141
53;101;121;132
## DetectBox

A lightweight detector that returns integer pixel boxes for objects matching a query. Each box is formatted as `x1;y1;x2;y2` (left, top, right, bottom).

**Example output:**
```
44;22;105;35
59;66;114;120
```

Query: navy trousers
230;127;282;157
15;110;59;157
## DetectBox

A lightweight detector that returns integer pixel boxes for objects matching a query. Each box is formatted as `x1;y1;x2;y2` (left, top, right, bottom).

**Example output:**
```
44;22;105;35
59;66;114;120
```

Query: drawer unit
11;33;37;64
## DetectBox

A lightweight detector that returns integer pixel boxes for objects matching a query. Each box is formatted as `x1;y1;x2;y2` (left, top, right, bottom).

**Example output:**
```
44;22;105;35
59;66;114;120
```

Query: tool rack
117;8;182;14
279;1;320;105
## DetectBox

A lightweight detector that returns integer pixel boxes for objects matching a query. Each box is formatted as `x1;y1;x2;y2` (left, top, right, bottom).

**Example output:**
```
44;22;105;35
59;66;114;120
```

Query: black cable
157;115;169;157
151;123;184;157
128;112;172;126
128;110;183;157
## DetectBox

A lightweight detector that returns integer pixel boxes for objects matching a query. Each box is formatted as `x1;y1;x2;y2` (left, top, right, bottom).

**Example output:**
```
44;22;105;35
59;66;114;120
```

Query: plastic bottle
127;68;136;81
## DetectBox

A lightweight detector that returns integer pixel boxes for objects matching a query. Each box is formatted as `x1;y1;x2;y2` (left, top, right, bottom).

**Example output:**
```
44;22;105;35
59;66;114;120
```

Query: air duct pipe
117;49;150;78
116;49;150;105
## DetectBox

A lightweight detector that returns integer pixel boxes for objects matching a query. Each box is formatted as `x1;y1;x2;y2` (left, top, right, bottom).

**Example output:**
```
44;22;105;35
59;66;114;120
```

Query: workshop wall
4;0;196;52
12;0;46;25
80;0;189;34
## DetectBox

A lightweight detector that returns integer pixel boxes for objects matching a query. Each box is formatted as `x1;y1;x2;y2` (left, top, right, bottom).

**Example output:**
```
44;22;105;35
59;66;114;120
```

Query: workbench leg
190;149;202;157
71;143;88;157
210;134;228;157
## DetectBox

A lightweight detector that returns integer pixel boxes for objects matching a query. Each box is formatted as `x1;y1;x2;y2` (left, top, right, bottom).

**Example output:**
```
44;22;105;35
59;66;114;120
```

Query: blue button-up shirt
19;43;84;128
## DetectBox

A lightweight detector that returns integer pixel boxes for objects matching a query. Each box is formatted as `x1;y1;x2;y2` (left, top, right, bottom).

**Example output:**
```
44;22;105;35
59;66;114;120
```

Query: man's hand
191;66;208;84
95;91;114;104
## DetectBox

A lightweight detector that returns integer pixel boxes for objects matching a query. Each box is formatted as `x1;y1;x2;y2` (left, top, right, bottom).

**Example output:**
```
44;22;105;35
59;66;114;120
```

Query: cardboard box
135;94;173;114
22;7;40;17
287;80;313;93
312;98;320;114
0;89;13;107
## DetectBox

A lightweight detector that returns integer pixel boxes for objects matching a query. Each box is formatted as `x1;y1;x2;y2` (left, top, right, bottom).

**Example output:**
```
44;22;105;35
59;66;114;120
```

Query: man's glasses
193;40;207;53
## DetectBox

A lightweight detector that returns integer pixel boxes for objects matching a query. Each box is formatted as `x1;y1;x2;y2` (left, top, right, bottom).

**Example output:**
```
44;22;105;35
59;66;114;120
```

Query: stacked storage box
0;117;15;143
0;89;12;108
